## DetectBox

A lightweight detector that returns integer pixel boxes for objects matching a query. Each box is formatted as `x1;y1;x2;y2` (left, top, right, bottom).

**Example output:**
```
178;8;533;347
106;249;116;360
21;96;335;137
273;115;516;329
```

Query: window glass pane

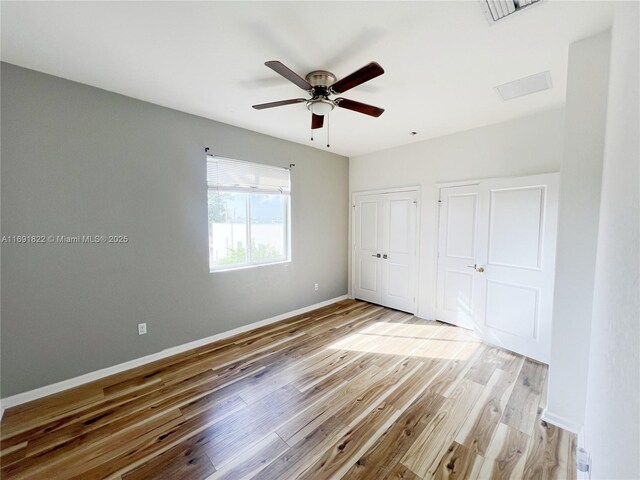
208;191;247;269
250;194;287;262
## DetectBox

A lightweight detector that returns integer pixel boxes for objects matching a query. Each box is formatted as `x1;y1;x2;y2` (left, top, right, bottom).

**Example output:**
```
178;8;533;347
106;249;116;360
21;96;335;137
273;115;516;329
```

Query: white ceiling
1;1;613;157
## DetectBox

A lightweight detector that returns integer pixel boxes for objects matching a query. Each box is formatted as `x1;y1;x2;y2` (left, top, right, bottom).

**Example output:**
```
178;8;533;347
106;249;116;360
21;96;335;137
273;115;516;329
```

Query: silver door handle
371;253;381;258
466;264;484;273
383;254;389;259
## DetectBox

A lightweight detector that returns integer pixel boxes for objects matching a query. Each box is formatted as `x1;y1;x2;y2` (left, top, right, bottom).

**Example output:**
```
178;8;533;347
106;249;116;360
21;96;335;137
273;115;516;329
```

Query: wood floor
0;300;576;480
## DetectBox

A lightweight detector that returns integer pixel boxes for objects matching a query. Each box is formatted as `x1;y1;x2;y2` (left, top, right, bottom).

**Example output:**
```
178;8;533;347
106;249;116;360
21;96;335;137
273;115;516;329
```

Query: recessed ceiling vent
481;0;542;23
495;71;553;101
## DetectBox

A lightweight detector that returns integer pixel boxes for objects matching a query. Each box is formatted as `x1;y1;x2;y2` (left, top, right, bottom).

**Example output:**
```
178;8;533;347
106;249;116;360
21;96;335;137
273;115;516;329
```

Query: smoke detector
481;0;543;23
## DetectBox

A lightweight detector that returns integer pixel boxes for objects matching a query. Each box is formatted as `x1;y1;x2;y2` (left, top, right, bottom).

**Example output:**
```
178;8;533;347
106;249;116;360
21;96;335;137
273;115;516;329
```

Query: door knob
466;264;485;273
383;254;389;259
371;253;381;258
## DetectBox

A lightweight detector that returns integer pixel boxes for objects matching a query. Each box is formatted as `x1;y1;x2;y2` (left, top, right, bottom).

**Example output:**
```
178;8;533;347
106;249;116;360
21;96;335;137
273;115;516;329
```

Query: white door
436;184;482;330
353;193;385;306
436;173;559;363
353;190;418;313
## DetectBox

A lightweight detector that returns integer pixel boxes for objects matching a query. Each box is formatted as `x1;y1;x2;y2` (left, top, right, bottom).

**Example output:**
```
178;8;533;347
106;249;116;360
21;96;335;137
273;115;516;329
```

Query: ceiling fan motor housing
305;70;336;88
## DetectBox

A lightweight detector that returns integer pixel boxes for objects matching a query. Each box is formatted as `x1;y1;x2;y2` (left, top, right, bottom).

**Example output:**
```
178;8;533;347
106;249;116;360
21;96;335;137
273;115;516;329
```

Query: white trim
541;408;583;433
576;428;590;480
0;403;5;422
0;295;349;410
577;427;586;449
436;180;481;189
351;185;420;196
210;259;291;273
435;171;559;191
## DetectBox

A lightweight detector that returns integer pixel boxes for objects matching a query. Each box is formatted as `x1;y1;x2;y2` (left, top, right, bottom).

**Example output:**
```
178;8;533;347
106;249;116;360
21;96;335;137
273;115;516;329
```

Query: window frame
207;156;291;272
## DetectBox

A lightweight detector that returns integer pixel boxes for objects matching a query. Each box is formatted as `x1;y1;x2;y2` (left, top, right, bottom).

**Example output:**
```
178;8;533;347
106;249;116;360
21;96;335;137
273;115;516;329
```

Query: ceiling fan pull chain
326;113;330;148
311;125;314;142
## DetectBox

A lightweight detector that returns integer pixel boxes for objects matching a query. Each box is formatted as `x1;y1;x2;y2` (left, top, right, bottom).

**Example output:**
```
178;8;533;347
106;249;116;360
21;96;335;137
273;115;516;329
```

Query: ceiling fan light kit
252;60;385;148
308;99;334;116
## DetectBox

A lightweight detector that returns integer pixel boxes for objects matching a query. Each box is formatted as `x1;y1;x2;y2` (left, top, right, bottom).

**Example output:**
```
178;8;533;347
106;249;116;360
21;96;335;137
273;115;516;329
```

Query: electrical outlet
314;283;319;291
138;323;147;335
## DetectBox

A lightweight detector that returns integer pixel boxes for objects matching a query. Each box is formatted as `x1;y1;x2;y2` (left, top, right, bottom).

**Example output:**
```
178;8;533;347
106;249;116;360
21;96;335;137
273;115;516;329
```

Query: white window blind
207;156;290;193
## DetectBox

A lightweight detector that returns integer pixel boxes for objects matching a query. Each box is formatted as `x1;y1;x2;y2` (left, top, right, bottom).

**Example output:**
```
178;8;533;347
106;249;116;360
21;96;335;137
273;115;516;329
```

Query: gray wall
0;63;349;397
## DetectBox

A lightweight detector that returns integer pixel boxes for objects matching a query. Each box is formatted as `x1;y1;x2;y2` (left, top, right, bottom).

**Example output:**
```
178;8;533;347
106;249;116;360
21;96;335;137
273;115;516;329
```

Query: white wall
544;32;611;433
349;108;564;319
582;3;639;478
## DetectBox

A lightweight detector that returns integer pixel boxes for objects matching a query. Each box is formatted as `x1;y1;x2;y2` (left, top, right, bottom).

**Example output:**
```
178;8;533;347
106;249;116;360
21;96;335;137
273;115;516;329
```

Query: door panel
359;259;378;293
443;270;474;314
485;280;539;338
386;263;409;299
446;194;477;259
488;187;544;269
388;199;410;253
359;201;379;251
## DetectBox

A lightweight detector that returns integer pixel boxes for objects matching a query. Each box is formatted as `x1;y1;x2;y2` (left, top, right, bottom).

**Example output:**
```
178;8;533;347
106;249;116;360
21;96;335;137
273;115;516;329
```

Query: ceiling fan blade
252;98;307;110
335;98;385;117
330;62;384;94
311;113;324;129
265;61;312;91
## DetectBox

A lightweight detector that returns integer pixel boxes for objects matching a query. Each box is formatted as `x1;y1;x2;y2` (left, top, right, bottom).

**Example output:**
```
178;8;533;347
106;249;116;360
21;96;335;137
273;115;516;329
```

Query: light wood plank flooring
0;300;576;479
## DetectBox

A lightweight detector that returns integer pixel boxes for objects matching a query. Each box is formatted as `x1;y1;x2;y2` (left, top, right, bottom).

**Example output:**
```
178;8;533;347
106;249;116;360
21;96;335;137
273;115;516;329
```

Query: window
207;156;291;271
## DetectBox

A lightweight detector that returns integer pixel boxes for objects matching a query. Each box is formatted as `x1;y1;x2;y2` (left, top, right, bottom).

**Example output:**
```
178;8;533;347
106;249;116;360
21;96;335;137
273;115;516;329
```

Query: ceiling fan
252;60;385;135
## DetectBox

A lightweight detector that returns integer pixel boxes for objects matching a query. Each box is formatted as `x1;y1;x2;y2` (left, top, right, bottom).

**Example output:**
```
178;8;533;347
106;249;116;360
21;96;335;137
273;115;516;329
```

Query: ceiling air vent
481;0;542;23
495;71;553;101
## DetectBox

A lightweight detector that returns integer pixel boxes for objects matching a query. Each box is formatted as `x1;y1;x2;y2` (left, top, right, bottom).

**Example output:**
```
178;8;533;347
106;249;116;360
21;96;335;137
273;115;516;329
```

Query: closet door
436;173;559;363
353;194;384;305
380;191;418;312
353;190;418;313
476;173;559;363
435;184;483;330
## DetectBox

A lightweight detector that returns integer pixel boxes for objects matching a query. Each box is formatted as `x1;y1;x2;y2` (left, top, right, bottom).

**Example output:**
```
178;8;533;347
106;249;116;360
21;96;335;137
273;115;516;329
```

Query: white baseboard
0;295;349;411
577;428;586;449
541;408;583;434
576;428;589;480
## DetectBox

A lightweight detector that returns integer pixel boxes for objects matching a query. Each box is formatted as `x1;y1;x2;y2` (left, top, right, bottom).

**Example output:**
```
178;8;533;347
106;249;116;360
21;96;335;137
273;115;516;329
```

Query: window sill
209;259;291;273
